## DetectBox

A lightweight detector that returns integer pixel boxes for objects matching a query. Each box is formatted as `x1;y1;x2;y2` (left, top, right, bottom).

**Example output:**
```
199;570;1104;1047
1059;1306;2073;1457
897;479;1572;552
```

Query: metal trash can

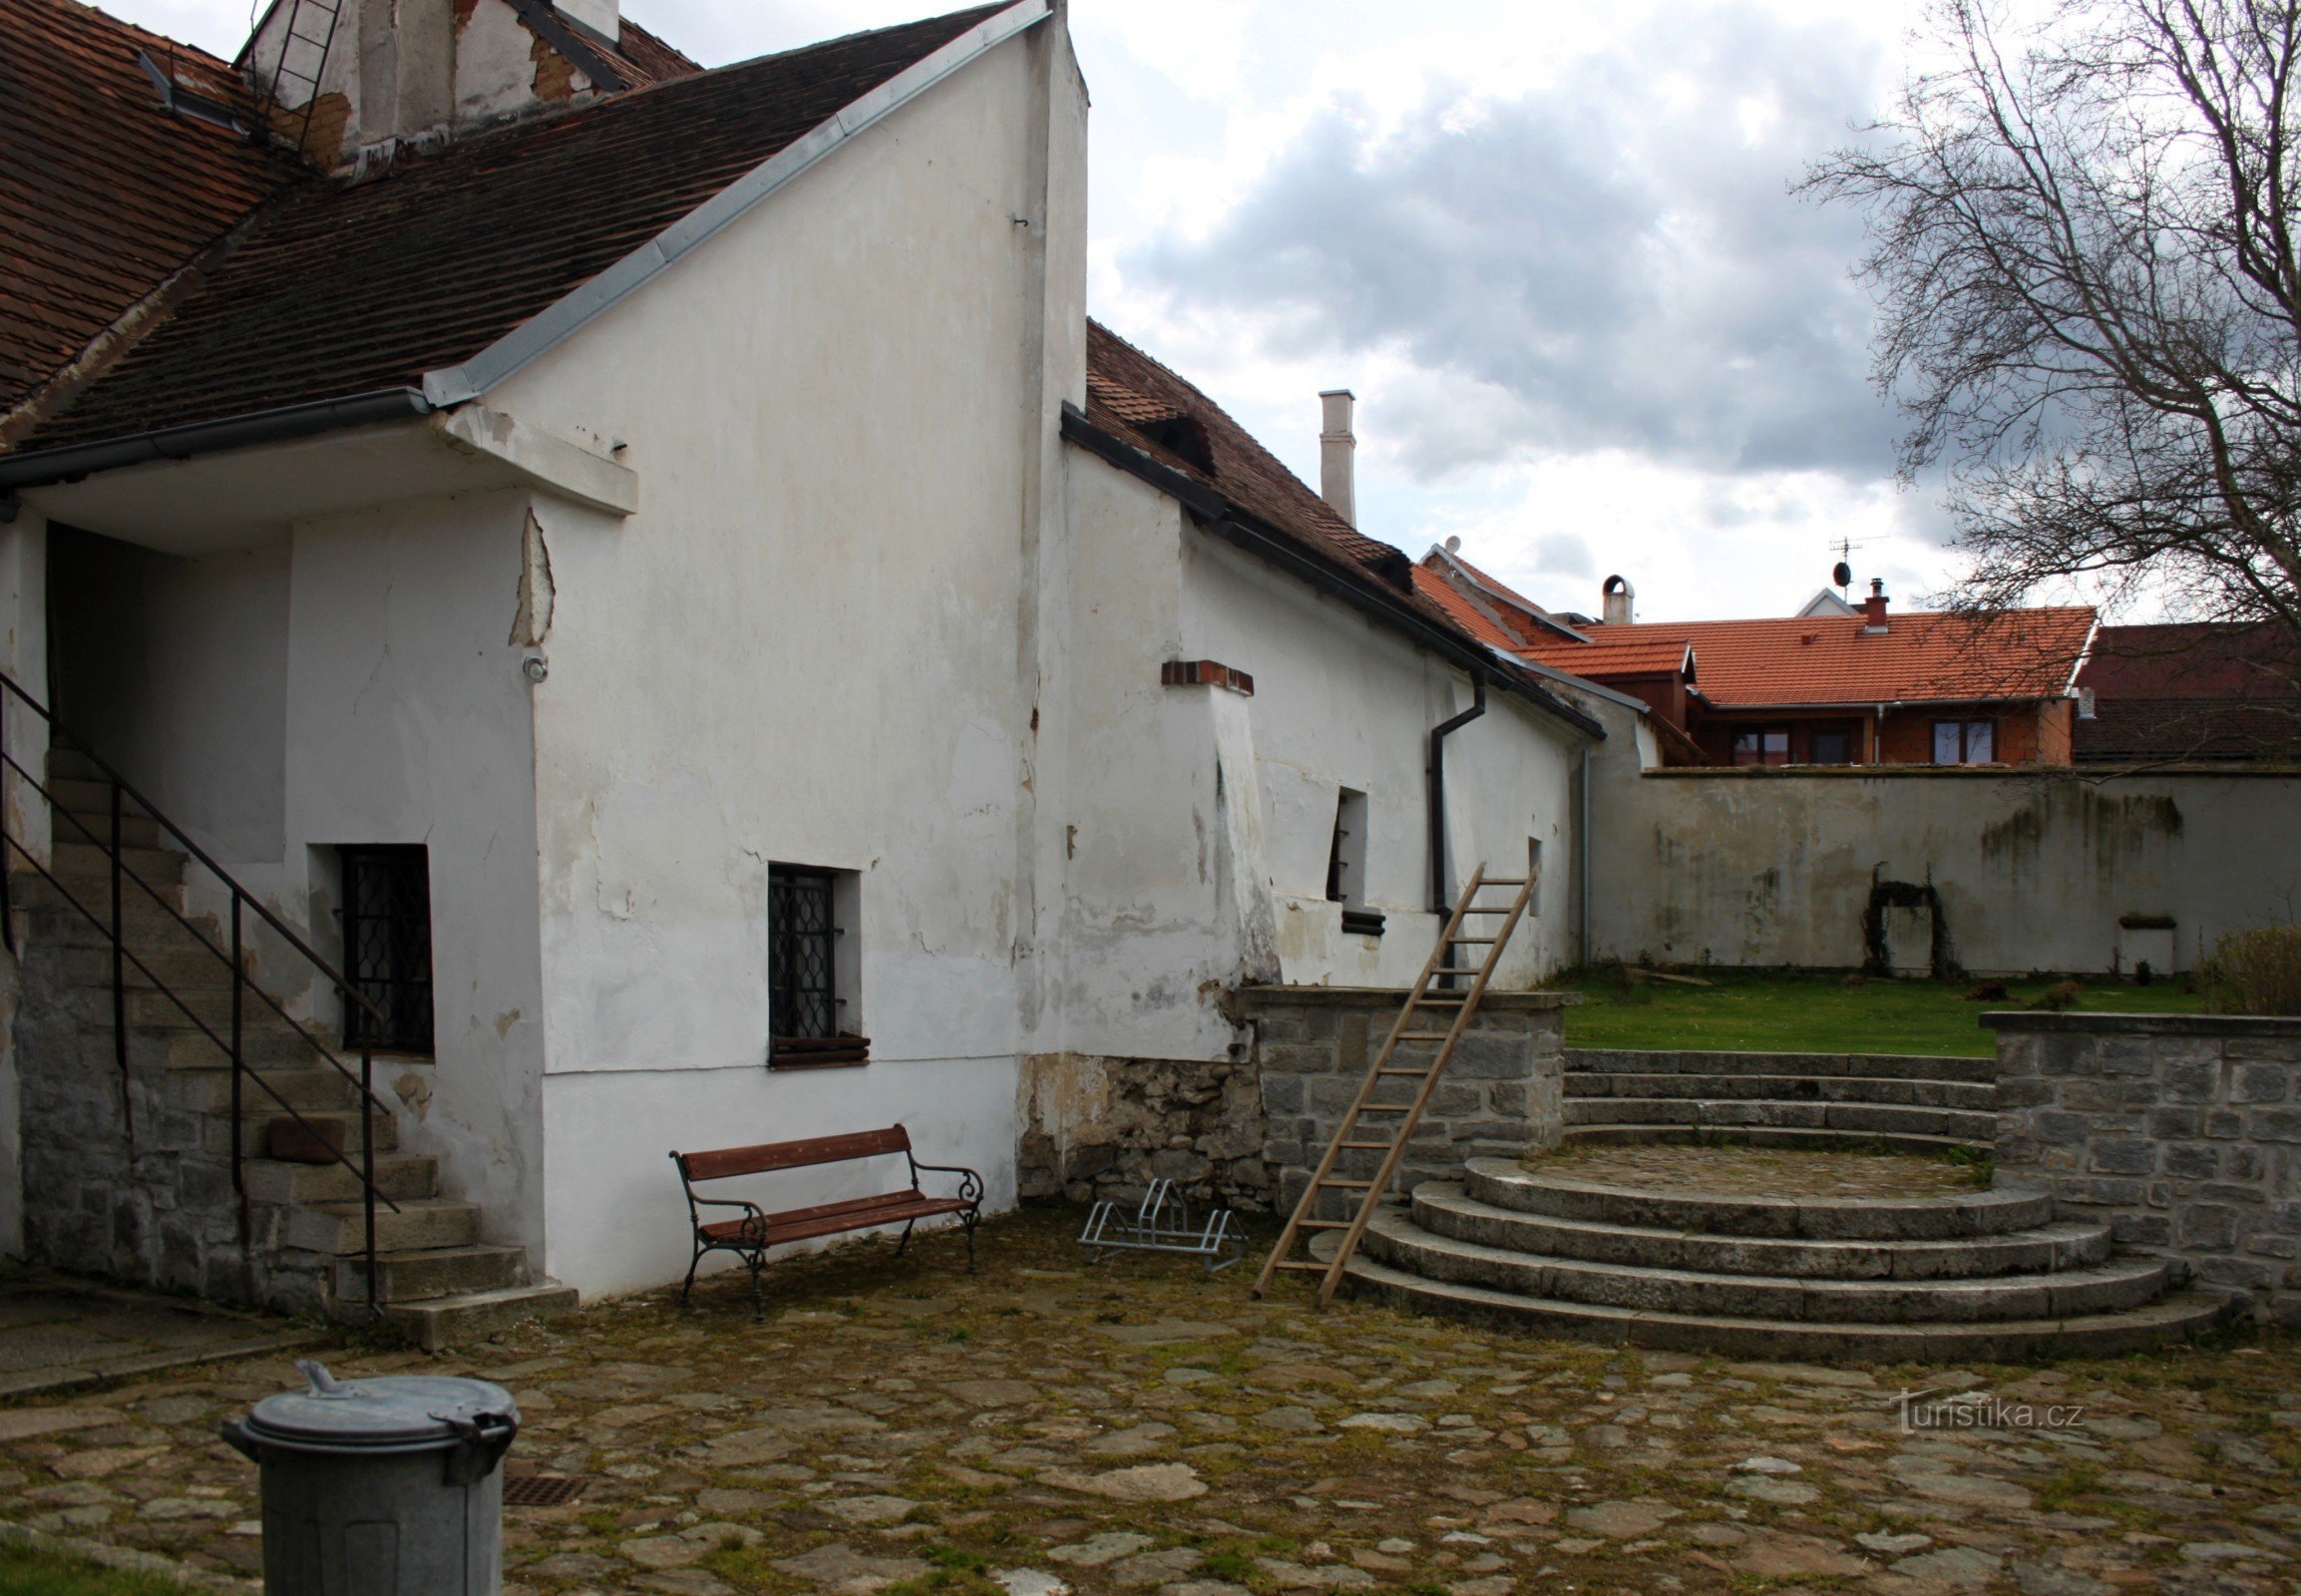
221;1360;521;1596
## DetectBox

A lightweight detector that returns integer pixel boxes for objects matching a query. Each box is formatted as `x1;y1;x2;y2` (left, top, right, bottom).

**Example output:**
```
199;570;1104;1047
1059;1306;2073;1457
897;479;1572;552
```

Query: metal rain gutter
420;0;1052;407
0;388;432;491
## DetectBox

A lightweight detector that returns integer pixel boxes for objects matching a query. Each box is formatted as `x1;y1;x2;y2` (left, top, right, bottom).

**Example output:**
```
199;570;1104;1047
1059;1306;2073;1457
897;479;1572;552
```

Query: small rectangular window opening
1526;837;1543;918
770;864;867;1067
1809;728;1855;766
341;846;435;1053
1327;787;1368;907
1731;727;1791;766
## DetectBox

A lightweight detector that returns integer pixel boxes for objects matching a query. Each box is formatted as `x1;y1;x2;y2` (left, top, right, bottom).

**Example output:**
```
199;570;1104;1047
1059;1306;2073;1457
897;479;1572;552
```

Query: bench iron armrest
909;1161;984;1206
688;1194;771;1243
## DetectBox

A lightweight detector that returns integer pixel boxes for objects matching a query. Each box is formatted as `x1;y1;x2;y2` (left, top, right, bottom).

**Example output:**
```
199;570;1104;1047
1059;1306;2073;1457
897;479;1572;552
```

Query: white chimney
1602;574;1636;625
1319;389;1355;525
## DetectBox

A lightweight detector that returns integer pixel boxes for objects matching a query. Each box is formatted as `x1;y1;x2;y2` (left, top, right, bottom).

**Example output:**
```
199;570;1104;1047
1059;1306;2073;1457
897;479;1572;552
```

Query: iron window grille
341;845;435;1052
769;865;866;1066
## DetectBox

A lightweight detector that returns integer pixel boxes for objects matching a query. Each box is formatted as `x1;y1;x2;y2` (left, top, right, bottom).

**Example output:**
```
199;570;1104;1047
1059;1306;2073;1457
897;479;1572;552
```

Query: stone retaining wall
1988;1011;2301;1325
1235;987;1569;1218
1014;988;1571;1217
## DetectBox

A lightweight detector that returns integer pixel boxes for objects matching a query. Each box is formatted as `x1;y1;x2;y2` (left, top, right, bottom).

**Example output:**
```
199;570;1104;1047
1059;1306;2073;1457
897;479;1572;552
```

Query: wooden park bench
668;1126;981;1315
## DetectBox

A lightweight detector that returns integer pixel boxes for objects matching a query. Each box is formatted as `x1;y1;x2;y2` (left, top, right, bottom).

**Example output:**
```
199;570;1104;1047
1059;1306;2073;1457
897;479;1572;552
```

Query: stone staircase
1342;1157;2226;1360
1561;1046;2000;1152
12;749;575;1349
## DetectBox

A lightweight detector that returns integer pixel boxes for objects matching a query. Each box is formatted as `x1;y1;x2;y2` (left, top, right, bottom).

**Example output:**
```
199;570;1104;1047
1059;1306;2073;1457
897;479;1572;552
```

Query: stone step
1562;1124;1988;1156
128;985;319;1034
1564;1097;2000;1141
332;1245;527;1306
46;802;166;849
14;875;189;926
225;1108;400;1159
51;943;238;992
282;1198;483;1256
160;1026;346;1070
1409;1183;2112;1280
1338;1247;2229;1363
46;775;122;812
243;1152;438;1206
165;1065;368;1115
51;841;188;887
380;1283;581;1353
1566;1072;1996;1111
1361;1208;2168;1323
1567;1048;1997;1083
1462;1158;2050;1240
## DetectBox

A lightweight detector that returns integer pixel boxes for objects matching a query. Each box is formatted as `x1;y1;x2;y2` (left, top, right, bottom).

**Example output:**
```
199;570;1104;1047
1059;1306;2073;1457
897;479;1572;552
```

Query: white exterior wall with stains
1038;451;1589;1075
479;21;1085;1297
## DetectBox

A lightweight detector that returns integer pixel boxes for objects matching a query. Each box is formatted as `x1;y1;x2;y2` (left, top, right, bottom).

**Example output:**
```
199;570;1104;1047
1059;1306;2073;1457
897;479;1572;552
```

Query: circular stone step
1339;1247;2228;1364
1408;1182;2113;1280
1361;1209;2167;1324
1564;1097;2000;1141
1561;1124;1989;1156
1463;1157;2050;1240
1565;1073;1998;1111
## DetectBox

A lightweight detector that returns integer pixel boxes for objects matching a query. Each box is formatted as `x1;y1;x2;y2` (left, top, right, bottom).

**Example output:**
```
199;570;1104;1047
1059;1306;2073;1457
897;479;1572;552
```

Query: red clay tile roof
601;15;704;85
1429;550;1591;643
2077;622;2301;699
0;0;294;426
1084;322;1415;590
1518;629;1698;680
15;4;1006;452
1410;566;1525;651
1527;608;2098;707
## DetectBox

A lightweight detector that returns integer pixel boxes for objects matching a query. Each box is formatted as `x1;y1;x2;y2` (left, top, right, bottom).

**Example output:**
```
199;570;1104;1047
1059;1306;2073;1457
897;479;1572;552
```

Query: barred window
769;864;866;1067
341;846;434;1053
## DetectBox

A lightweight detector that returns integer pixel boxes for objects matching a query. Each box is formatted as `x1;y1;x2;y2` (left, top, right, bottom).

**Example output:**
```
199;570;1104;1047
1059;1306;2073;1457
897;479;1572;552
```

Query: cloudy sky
115;0;1951;620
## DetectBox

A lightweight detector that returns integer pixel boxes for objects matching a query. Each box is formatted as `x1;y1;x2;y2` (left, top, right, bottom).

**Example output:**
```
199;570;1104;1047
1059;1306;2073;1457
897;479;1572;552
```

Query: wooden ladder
1252;863;1538;1305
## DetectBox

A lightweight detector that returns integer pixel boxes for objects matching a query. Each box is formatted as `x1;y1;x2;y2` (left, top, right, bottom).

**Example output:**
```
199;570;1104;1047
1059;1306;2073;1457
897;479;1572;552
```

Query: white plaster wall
1044;456;1588;1068
281;490;548;1255
489;27;1074;1295
1181;534;1585;989
1591;766;2301;975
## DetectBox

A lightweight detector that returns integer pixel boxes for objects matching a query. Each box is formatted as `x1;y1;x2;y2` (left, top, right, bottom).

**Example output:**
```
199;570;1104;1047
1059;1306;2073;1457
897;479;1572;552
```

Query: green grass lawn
0;1543;208;1596
1558;968;2213;1057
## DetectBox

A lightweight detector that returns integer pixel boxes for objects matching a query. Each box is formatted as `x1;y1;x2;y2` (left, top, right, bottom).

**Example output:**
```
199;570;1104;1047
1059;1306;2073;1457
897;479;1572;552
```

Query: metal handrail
0;669;397;1315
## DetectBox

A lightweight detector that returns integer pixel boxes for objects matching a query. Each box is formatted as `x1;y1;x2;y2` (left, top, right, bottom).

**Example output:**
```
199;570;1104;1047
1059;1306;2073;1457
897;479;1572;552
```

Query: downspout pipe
1577;746;1593;967
1428;672;1488;917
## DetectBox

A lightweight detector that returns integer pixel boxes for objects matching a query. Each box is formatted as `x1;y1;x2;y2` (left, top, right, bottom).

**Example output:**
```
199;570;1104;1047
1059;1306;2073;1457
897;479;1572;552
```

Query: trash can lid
241;1362;520;1451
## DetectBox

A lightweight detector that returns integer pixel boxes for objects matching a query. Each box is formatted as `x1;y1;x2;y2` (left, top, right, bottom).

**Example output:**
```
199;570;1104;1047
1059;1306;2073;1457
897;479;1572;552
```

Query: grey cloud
1534;532;1595;577
1130;6;1898;484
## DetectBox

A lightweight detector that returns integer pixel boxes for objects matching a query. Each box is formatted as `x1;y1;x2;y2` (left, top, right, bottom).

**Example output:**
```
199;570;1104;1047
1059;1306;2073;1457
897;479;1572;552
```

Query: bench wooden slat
700;1194;973;1245
680;1126;912;1181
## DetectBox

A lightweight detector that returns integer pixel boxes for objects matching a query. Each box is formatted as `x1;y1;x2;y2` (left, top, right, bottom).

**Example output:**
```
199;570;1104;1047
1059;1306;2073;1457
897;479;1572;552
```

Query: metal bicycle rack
1078;1179;1245;1273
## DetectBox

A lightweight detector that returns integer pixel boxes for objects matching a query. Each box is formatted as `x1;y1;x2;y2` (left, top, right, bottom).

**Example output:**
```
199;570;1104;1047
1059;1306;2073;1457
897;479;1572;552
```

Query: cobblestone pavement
1535;1144;1993;1199
1;1205;2296;1596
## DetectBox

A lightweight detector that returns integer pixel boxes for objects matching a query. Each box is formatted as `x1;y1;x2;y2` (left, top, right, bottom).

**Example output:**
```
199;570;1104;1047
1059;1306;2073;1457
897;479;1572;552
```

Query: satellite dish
1832;560;1853;589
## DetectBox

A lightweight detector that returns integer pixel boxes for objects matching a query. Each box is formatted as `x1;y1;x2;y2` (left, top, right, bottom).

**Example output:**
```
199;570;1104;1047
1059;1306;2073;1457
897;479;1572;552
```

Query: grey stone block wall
1989;1012;2301;1325
1236;986;1568;1221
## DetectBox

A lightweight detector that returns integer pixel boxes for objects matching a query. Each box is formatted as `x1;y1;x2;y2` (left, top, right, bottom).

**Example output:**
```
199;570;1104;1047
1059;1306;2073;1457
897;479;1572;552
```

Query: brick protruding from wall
1988;1011;2301;1326
1160;659;1254;696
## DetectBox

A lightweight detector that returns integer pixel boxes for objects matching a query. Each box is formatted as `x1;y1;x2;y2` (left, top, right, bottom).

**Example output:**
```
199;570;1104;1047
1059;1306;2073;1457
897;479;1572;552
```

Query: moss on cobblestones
2;1203;2298;1594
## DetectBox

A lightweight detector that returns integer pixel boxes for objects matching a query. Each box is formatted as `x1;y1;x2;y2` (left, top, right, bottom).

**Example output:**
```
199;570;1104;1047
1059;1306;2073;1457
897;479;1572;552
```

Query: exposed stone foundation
1015;990;1572;1219
1990;1011;2301;1325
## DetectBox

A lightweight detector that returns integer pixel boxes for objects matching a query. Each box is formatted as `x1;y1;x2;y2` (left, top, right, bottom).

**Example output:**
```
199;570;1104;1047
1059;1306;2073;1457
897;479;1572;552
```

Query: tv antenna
1829;536;1874;597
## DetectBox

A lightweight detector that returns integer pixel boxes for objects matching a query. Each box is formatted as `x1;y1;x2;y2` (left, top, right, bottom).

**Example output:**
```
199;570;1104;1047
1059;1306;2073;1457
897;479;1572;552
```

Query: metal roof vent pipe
1864;579;1890;633
1602;574;1635;625
1319;388;1355;525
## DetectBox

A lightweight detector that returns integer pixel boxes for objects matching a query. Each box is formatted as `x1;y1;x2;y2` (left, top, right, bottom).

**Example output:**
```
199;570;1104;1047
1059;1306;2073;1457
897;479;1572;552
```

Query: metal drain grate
503;1474;586;1507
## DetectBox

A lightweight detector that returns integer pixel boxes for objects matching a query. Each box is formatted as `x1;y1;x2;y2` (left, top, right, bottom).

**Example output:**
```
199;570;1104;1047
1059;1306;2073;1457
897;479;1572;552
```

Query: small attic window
1136;414;1214;475
137;52;247;135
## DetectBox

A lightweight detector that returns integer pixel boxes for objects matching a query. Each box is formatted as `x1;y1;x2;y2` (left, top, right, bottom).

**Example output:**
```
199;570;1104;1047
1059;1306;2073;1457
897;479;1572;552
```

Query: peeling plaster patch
494;1008;522;1038
509;509;556;646
394;1070;433;1120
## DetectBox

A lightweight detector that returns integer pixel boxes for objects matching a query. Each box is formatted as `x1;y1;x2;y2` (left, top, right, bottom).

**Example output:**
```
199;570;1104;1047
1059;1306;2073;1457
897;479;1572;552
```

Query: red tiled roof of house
15;4;1006;452
0;0;296;429
2077;622;2301;699
1409;565;1523;651
1432;550;1590;642
1518;629;1697;679
1529;608;2097;707
604;14;703;85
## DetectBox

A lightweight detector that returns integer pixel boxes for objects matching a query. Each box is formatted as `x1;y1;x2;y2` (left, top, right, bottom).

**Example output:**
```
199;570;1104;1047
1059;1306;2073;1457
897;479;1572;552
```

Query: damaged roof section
13;3;1009;455
1069;323;1603;741
0;0;296;436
